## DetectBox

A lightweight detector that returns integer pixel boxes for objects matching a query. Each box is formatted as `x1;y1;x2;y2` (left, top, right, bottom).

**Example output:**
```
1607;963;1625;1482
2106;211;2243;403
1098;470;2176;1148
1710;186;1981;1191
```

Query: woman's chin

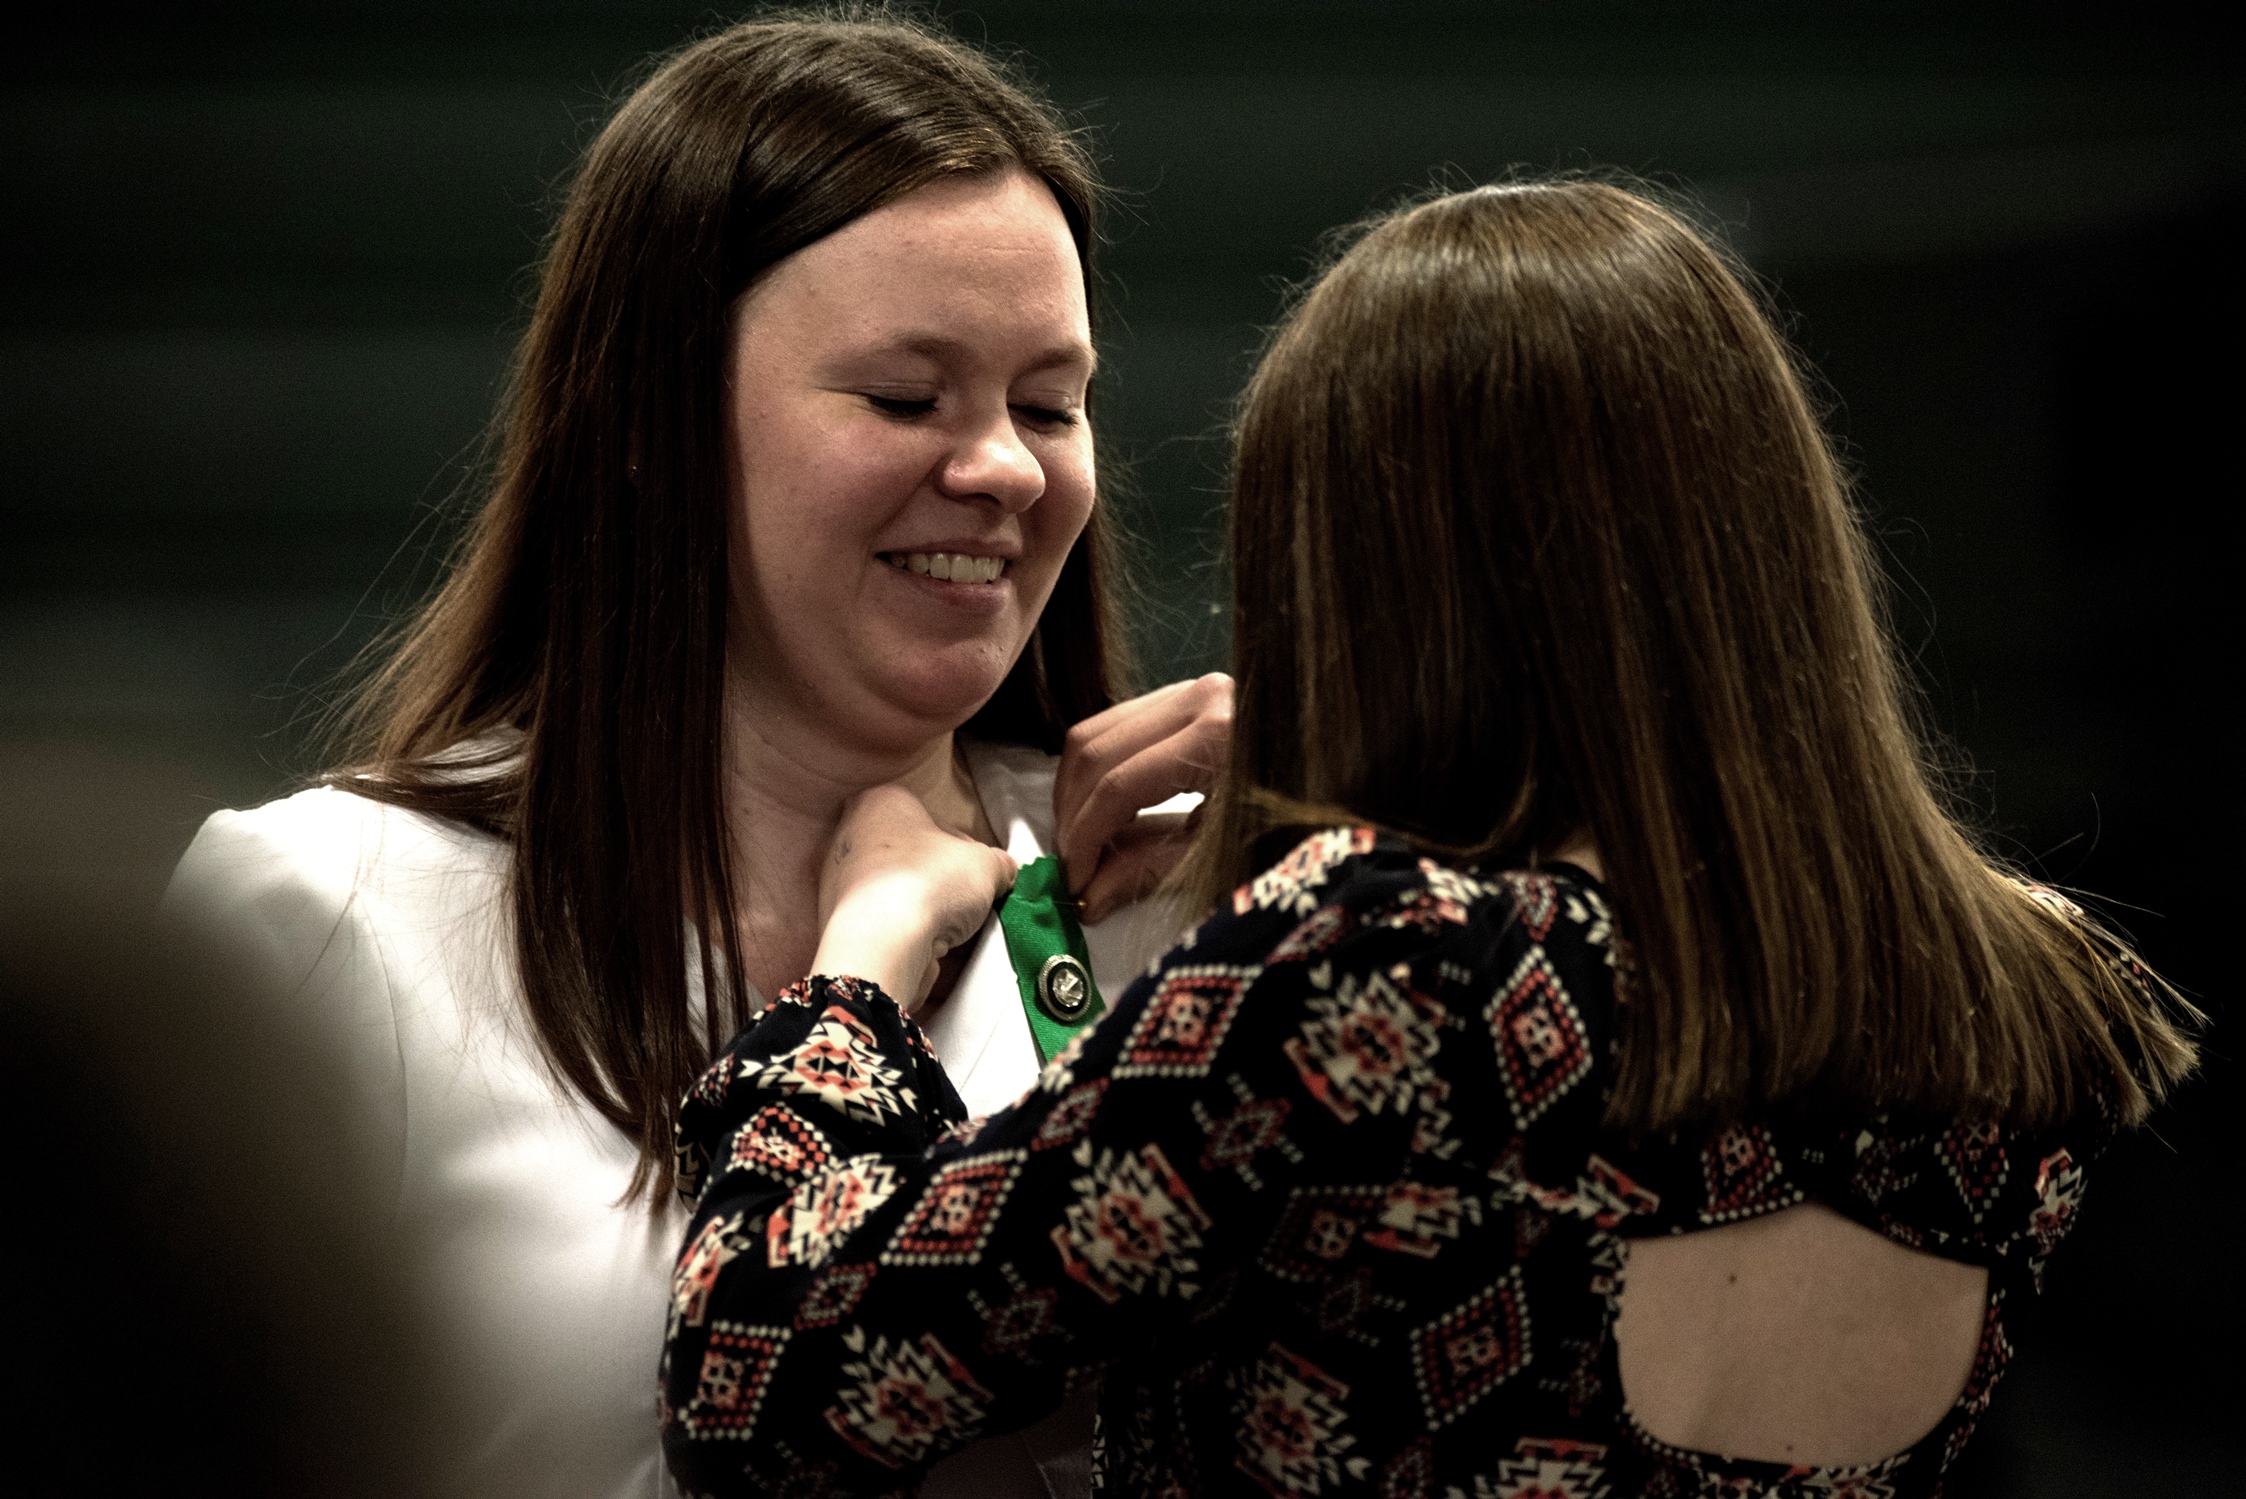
869;657;1020;737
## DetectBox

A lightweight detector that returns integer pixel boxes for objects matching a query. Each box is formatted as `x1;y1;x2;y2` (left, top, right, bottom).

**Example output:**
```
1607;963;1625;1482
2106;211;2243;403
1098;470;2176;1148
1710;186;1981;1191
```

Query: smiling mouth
880;551;1008;583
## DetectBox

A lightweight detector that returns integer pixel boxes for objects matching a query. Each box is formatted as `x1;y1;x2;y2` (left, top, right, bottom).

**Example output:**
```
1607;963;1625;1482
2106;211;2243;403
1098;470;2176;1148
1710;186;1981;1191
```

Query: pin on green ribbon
996;855;1104;1063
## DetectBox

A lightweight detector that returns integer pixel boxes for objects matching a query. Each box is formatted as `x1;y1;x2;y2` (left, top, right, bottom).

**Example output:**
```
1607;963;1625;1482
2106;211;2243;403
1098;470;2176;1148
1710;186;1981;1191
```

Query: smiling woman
723;169;1097;766
158;12;1225;1498
658;178;2199;1498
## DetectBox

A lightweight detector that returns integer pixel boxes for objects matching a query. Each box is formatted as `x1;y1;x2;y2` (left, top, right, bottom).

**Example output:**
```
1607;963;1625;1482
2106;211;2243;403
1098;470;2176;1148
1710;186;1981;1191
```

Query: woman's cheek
1046;438;1097;539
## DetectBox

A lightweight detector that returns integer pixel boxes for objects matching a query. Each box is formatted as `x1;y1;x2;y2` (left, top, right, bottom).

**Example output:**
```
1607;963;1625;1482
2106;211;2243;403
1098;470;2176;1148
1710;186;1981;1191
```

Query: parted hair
1190;180;2195;1130
327;10;1128;1201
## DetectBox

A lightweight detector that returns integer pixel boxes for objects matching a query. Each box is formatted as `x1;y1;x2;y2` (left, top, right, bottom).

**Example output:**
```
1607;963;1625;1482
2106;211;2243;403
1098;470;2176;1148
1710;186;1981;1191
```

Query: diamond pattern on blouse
672;1210;754;1339
880;1150;1025;1267
792;1260;878;1331
1496;871;1564;941
1114;965;1260;1079
752;1004;917;1127
663;829;2114;1499
2027;1147;2088;1291
1483;1435;1611;1498
1282;965;1446;1124
969;1262;1067;1363
674;1320;790;1442
1232;1342;1366;1494
1407;1267;1533;1430
1363;1180;1481;1259
1269;904;1355;965
1234;826;1378;916
1259;1184;1389;1284
1935;1121;2010;1226
824;1330;992;1469
1699;1121;1804;1224
1193;1073;1303;1190
1485;946;1594;1130
724;1102;835;1191
1052;1141;1213;1304
766;1156;902;1269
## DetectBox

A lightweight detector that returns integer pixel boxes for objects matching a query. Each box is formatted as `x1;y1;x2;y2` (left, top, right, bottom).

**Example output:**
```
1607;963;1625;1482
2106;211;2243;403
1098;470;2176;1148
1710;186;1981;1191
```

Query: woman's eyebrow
867;332;1097;378
1022;343;1098;379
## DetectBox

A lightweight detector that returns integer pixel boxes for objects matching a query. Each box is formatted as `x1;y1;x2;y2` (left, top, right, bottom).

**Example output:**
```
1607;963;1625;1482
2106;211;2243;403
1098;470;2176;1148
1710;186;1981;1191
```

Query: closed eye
1012;403;1081;429
865;394;937;419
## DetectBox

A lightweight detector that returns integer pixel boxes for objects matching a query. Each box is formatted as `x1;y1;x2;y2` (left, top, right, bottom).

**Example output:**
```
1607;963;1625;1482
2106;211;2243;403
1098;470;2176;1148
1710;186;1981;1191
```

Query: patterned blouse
661;829;2116;1498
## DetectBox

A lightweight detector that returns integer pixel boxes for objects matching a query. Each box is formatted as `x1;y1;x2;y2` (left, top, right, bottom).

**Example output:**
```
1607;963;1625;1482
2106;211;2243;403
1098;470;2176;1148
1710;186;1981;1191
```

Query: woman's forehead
732;171;1091;373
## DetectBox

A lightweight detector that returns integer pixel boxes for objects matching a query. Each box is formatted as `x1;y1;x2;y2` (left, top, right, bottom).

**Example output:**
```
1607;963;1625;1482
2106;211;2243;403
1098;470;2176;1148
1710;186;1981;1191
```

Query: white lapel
920;738;1196;1121
918;741;1055;1118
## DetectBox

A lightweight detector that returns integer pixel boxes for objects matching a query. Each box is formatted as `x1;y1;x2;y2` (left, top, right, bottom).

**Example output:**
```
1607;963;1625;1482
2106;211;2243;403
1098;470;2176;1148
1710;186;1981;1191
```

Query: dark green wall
3;4;2236;1488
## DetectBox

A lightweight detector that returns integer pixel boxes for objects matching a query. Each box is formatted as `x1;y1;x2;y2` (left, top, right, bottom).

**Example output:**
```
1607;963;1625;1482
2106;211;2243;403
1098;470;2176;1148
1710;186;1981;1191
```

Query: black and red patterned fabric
661;829;2120;1498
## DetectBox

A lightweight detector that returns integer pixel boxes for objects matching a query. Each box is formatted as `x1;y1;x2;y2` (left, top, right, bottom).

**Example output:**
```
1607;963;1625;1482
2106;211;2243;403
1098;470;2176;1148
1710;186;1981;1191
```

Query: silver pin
1035;953;1093;1024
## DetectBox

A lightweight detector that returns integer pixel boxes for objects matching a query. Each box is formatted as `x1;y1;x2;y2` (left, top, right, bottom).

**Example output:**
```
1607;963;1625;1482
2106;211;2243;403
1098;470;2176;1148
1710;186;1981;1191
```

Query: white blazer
162;737;1187;1499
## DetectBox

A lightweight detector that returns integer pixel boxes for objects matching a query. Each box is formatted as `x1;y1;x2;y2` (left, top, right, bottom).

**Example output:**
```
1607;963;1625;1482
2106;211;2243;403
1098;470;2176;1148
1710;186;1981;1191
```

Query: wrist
812;879;940;1007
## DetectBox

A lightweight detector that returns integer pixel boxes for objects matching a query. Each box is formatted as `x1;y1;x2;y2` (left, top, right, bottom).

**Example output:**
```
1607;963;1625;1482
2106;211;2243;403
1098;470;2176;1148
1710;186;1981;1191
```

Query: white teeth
887;551;1005;583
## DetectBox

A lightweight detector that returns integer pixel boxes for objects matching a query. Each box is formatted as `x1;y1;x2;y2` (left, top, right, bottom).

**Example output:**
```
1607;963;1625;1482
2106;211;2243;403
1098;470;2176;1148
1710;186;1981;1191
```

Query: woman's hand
1054;672;1233;923
812;785;1018;1012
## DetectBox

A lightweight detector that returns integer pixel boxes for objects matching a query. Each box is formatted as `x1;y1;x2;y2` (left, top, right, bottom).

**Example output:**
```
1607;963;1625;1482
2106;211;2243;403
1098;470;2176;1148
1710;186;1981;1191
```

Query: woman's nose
939;408;1046;511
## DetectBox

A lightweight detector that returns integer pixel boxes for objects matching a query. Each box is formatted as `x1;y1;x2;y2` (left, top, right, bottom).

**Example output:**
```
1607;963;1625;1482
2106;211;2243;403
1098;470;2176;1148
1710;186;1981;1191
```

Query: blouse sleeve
661;828;1463;1497
160;802;410;1214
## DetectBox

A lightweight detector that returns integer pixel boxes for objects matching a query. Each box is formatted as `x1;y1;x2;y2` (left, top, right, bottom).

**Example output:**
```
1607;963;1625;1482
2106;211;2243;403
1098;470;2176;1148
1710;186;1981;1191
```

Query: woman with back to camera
662;179;2198;1496
162;14;1225;1496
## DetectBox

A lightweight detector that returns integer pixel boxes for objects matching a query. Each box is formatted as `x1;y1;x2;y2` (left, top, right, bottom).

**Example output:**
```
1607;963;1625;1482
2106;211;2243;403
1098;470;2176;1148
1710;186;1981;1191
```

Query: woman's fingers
1055;676;1204;787
814;786;1019;1008
1055;674;1230;820
990;843;1022;894
1056;673;1231;896
1075;812;1196;924
969;844;1022;940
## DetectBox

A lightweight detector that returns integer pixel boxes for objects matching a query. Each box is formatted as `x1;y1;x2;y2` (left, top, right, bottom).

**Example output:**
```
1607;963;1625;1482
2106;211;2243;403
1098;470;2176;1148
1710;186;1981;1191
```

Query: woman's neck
719;704;994;1003
1548;831;1605;883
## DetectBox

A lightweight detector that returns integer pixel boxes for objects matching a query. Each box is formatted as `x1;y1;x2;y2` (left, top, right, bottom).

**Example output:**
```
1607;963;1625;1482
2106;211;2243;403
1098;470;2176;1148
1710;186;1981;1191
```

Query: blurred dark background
2;1;2236;1491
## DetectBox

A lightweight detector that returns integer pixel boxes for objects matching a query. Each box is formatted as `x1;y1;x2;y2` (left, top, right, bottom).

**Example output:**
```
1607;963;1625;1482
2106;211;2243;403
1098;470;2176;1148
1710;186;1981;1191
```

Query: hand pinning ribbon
996;855;1105;1063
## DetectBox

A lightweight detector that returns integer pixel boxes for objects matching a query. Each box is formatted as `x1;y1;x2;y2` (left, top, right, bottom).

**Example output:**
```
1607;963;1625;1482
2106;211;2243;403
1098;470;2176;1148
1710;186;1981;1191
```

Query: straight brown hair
1191;180;2195;1131
326;10;1129;1202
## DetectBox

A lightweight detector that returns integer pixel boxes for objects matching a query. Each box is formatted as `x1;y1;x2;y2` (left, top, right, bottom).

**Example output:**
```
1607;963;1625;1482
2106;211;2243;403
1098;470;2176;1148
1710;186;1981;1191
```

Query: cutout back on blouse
1615;1201;1989;1467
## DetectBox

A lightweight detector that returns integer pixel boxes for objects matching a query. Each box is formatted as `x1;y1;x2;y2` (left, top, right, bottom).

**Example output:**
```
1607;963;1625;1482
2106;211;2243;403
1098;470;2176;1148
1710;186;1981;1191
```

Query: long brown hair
1192;179;2195;1131
328;10;1129;1201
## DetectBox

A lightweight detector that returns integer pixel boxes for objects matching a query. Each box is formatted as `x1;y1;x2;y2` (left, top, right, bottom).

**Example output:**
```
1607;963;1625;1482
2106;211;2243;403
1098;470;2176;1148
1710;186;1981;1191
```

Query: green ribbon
996;855;1105;1063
